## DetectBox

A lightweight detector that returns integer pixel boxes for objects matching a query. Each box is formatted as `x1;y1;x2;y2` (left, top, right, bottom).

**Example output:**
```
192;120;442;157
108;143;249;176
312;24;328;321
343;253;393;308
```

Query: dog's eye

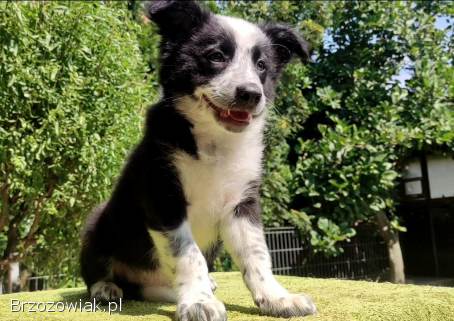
256;60;266;72
207;51;226;63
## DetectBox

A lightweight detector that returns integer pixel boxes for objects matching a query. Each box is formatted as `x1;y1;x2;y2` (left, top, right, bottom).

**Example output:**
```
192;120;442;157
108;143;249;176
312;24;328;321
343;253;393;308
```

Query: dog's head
146;0;310;133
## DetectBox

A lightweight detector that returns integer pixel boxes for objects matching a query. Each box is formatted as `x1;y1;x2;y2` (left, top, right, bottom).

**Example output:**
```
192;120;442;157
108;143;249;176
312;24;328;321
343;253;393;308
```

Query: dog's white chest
173;136;262;251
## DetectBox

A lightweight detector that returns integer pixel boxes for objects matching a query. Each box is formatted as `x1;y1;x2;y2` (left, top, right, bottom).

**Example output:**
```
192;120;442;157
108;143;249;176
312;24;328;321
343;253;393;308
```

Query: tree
290;1;452;283
0;2;153;291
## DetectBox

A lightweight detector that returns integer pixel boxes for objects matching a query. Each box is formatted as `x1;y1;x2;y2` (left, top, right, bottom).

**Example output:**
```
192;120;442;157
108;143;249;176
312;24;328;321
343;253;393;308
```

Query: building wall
427;155;454;199
403;155;454;199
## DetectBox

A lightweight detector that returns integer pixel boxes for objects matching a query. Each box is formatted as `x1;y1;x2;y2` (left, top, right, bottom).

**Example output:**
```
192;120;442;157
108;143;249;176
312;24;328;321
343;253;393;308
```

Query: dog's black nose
235;83;262;108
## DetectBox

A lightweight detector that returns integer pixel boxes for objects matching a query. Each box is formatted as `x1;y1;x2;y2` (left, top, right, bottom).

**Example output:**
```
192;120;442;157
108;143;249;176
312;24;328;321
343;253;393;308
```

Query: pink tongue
229;110;251;122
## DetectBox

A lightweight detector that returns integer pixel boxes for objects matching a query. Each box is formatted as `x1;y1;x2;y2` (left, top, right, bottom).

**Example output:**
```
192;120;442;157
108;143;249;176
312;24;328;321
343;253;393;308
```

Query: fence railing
25;274;74;292
265;226;389;280
3;226;388;294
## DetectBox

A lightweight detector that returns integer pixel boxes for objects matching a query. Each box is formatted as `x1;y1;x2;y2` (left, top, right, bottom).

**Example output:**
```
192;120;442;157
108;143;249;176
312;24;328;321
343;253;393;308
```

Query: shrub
0;2;154;280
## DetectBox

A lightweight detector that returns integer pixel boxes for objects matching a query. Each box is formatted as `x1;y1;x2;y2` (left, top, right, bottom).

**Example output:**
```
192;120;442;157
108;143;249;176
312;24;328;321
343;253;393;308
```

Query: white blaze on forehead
215;15;267;78
215;15;267;48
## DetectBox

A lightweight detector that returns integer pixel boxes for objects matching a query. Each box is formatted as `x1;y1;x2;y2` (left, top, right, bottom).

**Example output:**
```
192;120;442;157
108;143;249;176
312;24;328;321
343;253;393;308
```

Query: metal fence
25;274;71;292
3;226;387;294
265;226;389;280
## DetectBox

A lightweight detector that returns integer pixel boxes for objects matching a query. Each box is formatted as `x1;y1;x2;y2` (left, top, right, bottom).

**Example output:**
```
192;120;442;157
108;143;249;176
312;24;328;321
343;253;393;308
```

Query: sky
393;15;453;86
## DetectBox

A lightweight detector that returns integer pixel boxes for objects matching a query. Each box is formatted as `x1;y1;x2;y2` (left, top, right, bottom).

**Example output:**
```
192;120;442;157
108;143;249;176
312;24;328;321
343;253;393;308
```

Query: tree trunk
376;212;405;283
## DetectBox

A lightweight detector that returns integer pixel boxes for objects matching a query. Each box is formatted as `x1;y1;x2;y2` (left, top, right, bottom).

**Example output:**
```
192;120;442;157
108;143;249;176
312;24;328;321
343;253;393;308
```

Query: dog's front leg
150;221;226;321
221;206;317;318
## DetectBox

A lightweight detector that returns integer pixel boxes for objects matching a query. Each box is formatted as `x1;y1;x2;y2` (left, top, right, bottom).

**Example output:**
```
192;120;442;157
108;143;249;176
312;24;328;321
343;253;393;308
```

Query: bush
0;2;154;279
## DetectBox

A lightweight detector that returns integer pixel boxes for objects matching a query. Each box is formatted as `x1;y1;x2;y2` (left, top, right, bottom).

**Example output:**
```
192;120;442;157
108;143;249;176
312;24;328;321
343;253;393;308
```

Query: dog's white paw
90;281;123;302
255;293;317;317
177;294;227;321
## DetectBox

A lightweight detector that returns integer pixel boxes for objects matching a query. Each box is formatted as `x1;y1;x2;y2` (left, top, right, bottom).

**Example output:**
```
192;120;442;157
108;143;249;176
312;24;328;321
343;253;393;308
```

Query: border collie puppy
80;0;316;319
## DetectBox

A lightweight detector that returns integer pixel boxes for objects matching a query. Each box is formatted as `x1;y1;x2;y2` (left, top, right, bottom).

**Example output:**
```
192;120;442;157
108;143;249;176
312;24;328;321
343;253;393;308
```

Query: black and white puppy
80;0;316;319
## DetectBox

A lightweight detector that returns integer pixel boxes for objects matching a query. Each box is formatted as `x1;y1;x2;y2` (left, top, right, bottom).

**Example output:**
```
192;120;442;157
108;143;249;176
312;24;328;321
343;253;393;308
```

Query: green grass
1;272;453;321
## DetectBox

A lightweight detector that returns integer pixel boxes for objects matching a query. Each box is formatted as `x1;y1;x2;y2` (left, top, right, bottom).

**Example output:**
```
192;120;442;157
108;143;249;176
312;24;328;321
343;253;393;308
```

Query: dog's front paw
255;293;316;318
177;295;227;321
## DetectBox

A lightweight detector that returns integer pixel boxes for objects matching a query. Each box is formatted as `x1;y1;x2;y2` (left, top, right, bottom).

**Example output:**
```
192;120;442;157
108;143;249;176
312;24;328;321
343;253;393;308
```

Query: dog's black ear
145;0;209;40
262;23;311;70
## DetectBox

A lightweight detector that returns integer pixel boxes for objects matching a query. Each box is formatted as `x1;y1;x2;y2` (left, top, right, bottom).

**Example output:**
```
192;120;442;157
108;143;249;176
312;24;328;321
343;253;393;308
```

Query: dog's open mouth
202;94;252;126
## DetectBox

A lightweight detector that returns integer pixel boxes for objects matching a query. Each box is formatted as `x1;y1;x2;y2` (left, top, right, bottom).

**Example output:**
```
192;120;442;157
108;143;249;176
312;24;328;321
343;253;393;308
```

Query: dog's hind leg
111;261;176;302
80;244;124;302
80;239;125;302
80;204;124;302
